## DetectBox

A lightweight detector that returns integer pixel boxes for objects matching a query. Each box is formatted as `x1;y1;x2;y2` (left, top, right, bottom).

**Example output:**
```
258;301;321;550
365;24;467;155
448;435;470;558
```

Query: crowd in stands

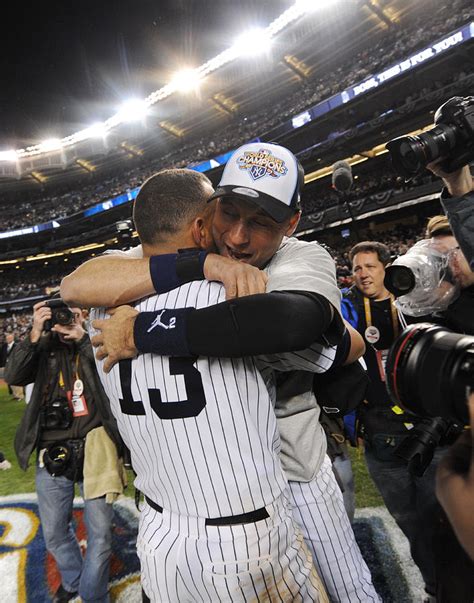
0;312;33;341
0;0;471;233
301;168;437;215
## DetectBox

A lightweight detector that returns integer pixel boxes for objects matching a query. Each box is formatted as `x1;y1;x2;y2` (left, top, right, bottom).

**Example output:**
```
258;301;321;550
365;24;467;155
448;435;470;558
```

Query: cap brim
208;185;296;223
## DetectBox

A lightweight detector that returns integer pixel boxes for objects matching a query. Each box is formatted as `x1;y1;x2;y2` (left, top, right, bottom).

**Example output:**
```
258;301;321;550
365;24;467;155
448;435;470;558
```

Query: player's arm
60;250;267;308
61;255;152;308
344;321;366;364
256;319;363;373
92;290;339;372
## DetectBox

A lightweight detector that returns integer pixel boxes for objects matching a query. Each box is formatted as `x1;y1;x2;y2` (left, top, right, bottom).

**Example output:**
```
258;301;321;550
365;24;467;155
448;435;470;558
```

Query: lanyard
363;295;407;417
58;354;80;390
363;295;399;339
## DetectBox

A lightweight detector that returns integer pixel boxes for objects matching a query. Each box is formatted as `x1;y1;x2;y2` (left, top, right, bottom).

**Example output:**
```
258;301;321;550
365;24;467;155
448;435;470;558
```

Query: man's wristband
133;308;194;356
149;250;208;294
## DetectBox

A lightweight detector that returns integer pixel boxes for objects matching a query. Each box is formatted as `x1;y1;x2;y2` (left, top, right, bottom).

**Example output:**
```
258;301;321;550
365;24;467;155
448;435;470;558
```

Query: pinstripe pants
289;455;380;603
137;492;329;602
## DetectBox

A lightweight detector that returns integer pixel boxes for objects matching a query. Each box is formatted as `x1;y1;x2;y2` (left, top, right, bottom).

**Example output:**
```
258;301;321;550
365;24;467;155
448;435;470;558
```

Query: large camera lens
385;323;474;424
44;298;75;328
54;307;74;326
386;124;458;179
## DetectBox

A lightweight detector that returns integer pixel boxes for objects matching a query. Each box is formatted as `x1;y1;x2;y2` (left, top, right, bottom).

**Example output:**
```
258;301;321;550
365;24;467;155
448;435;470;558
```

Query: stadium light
171;68;203;93
294;0;337;13
7;1;312;158
116;99;149;123
83;122;108;138
39;138;62;152
232;28;271;57
0;150;17;162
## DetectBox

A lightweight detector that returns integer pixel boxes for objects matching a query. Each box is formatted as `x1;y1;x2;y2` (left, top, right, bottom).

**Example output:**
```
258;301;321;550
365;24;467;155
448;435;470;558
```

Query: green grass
0;385;36;495
350;446;384;508
0;385;383;507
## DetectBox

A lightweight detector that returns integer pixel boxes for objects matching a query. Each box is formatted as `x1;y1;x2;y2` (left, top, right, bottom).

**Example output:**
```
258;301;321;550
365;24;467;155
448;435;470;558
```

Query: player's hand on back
91;305;139;373
204;253;267;300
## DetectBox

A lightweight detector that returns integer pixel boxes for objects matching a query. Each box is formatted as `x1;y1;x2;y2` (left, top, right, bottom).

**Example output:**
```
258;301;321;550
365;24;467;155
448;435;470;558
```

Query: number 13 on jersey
118;356;207;420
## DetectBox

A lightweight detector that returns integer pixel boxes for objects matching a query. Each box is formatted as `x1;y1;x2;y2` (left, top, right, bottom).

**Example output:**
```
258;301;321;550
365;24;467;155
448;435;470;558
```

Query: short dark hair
133;169;213;245
349;241;391;266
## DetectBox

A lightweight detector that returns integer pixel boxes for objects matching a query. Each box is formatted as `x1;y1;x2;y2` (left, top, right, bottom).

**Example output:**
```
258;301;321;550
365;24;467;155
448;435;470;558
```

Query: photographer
383;213;474;601
420;215;474;601
5;300;124;603
341;241;445;603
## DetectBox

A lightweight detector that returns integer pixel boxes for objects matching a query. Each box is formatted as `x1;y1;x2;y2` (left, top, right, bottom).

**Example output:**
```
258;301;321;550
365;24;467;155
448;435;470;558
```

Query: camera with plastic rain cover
384;239;460;317
384;323;474;475
386;96;474;180
43;298;75;332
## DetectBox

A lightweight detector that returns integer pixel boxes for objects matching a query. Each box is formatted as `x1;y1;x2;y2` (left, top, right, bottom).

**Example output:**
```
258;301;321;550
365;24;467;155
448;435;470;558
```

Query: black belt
145;496;269;526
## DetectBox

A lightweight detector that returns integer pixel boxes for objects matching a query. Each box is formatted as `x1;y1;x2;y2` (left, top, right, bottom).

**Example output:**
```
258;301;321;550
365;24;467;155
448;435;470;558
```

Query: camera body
40;398;73;431
43;298;74;332
43;439;85;480
386;95;474;180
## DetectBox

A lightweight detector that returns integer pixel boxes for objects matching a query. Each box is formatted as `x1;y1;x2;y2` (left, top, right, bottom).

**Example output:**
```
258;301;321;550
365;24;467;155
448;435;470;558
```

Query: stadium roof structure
0;0;422;190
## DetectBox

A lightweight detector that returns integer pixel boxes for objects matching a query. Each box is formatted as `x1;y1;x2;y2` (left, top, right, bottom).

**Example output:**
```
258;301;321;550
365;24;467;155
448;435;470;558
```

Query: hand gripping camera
386;96;474;180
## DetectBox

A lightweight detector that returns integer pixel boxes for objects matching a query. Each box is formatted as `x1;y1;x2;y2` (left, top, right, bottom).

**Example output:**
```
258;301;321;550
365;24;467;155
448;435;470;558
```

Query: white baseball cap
209;142;304;222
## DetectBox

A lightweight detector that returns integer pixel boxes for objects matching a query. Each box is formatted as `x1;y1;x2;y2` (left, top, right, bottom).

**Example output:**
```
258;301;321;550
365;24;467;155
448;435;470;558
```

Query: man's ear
191;217;213;250
285;211;301;237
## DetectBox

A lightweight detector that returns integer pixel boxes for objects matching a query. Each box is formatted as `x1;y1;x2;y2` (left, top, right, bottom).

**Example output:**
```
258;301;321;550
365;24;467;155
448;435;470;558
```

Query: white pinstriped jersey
91;280;288;519
102;239;342;485
90;280;338;520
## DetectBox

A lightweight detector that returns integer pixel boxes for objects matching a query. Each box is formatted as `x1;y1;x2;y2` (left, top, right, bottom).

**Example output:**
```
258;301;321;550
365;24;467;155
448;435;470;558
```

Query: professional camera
43;298;74;332
395;417;460;477
386;96;474;180
43;442;71;477
40;398;73;430
385;323;474;425
384;239;460;315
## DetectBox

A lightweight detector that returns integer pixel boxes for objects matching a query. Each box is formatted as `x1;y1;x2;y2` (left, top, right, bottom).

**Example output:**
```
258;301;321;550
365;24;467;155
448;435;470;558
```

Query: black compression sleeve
134;291;338;357
187;291;333;357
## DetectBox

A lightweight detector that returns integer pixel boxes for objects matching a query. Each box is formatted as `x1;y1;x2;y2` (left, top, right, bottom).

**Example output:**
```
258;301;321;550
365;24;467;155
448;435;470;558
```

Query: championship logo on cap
208;142;303;222
236;148;288;181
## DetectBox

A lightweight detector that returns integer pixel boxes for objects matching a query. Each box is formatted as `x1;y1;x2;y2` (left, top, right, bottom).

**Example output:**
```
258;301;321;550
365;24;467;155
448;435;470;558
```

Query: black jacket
5;332;123;471
0;341;16;368
441;188;474;271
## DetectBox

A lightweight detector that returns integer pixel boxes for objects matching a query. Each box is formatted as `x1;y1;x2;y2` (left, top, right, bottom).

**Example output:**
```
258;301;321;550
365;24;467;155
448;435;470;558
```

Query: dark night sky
0;0;289;148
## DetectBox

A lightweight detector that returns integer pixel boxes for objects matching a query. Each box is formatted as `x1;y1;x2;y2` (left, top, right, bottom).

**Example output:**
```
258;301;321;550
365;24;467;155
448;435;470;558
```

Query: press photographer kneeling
5;298;124;603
